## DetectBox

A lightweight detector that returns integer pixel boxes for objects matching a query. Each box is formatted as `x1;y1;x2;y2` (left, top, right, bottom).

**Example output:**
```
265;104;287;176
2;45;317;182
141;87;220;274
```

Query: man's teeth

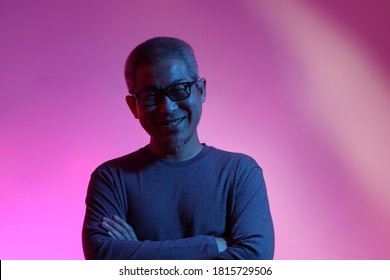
165;118;183;126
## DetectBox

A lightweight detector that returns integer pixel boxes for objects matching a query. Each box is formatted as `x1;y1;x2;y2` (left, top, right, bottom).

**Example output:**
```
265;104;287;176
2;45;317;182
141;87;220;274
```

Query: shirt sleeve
82;168;220;260
217;164;275;260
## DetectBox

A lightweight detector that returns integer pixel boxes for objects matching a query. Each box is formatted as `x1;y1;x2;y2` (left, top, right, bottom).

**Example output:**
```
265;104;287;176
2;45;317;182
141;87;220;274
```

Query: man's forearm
83;232;220;259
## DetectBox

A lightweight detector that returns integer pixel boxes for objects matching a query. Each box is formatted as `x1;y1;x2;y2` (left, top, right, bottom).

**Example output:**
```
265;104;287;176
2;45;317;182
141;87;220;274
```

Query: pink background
1;0;389;259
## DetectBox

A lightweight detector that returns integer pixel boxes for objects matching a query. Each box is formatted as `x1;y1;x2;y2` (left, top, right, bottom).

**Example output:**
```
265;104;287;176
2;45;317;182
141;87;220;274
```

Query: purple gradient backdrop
1;0;389;259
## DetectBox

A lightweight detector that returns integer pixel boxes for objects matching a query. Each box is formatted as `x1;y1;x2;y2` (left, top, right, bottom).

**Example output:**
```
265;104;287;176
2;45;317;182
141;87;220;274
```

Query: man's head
124;37;200;94
124;37;206;158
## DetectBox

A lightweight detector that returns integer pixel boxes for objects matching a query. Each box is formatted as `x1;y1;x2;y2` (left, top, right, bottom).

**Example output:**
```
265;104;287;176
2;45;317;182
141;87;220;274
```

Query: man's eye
170;84;187;91
141;92;158;100
171;88;186;93
170;84;189;94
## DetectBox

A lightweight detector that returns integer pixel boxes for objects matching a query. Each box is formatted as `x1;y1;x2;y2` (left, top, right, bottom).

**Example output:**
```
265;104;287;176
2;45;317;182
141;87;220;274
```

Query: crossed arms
82;158;274;260
101;215;228;253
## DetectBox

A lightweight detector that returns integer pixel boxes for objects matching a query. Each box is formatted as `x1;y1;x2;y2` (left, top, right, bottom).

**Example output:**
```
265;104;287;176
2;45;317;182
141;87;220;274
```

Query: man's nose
158;94;178;113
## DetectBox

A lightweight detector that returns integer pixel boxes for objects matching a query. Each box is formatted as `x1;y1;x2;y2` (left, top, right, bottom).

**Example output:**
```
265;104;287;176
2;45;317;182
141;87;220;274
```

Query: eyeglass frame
129;79;200;107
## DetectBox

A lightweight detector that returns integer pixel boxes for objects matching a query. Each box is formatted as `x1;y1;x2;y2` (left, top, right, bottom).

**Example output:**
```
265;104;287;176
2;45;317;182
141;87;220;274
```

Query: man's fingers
113;215;138;241
215;237;228;253
105;217;125;234
101;216;138;241
107;231;116;239
102;218;125;240
128;227;138;241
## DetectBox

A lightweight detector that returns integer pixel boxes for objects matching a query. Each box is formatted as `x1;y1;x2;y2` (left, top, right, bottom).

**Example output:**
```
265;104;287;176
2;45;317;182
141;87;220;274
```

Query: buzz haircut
124;37;200;94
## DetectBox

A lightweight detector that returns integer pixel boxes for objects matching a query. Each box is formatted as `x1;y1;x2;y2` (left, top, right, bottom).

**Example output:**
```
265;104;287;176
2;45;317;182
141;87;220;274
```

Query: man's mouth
159;117;185;127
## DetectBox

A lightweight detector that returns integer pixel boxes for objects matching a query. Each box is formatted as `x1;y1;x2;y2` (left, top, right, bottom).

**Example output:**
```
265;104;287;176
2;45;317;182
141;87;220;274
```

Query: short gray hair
124;37;200;93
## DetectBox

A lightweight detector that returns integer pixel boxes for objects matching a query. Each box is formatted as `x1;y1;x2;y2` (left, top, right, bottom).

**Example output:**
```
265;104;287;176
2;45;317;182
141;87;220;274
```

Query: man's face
127;58;206;152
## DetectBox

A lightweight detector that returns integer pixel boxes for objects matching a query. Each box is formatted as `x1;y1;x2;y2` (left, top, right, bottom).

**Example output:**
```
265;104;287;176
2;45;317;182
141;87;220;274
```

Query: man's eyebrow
138;78;187;92
140;84;157;91
141;79;187;91
168;78;186;85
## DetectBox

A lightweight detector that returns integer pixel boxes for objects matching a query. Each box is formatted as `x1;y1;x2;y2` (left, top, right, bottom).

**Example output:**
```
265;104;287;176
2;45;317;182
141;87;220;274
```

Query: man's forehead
137;58;187;71
134;59;191;87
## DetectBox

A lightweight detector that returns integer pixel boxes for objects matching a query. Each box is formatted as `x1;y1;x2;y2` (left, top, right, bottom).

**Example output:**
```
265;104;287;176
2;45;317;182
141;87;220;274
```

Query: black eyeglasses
131;79;199;107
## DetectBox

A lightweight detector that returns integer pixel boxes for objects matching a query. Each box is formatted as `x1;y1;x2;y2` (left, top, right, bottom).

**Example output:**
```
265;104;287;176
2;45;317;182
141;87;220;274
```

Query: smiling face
126;58;206;158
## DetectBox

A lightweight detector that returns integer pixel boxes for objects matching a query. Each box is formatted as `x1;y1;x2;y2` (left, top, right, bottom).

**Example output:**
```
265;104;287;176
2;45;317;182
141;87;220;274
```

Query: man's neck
148;139;204;161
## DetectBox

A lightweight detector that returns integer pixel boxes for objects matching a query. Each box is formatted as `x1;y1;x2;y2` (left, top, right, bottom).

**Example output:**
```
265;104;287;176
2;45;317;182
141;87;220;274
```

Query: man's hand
215;237;228;253
101;215;138;240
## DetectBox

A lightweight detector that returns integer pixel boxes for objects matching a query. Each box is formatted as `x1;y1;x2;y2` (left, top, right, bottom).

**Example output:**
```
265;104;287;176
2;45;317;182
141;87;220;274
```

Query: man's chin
159;136;191;153
165;139;187;152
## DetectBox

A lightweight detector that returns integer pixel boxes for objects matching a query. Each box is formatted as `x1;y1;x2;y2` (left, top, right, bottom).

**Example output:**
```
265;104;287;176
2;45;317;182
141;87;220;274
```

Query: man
82;37;274;259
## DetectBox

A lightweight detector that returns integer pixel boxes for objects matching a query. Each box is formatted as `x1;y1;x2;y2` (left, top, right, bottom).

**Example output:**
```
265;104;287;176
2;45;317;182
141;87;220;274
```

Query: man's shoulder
93;146;150;173
206;146;264;183
207;145;261;168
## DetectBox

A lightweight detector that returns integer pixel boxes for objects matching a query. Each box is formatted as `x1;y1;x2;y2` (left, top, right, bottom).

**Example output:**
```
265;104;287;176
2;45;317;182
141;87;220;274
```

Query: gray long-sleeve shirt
82;144;274;259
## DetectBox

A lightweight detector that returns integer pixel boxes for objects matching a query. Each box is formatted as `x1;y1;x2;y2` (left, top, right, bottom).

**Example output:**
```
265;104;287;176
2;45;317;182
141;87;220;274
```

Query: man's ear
125;95;139;119
197;78;207;103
